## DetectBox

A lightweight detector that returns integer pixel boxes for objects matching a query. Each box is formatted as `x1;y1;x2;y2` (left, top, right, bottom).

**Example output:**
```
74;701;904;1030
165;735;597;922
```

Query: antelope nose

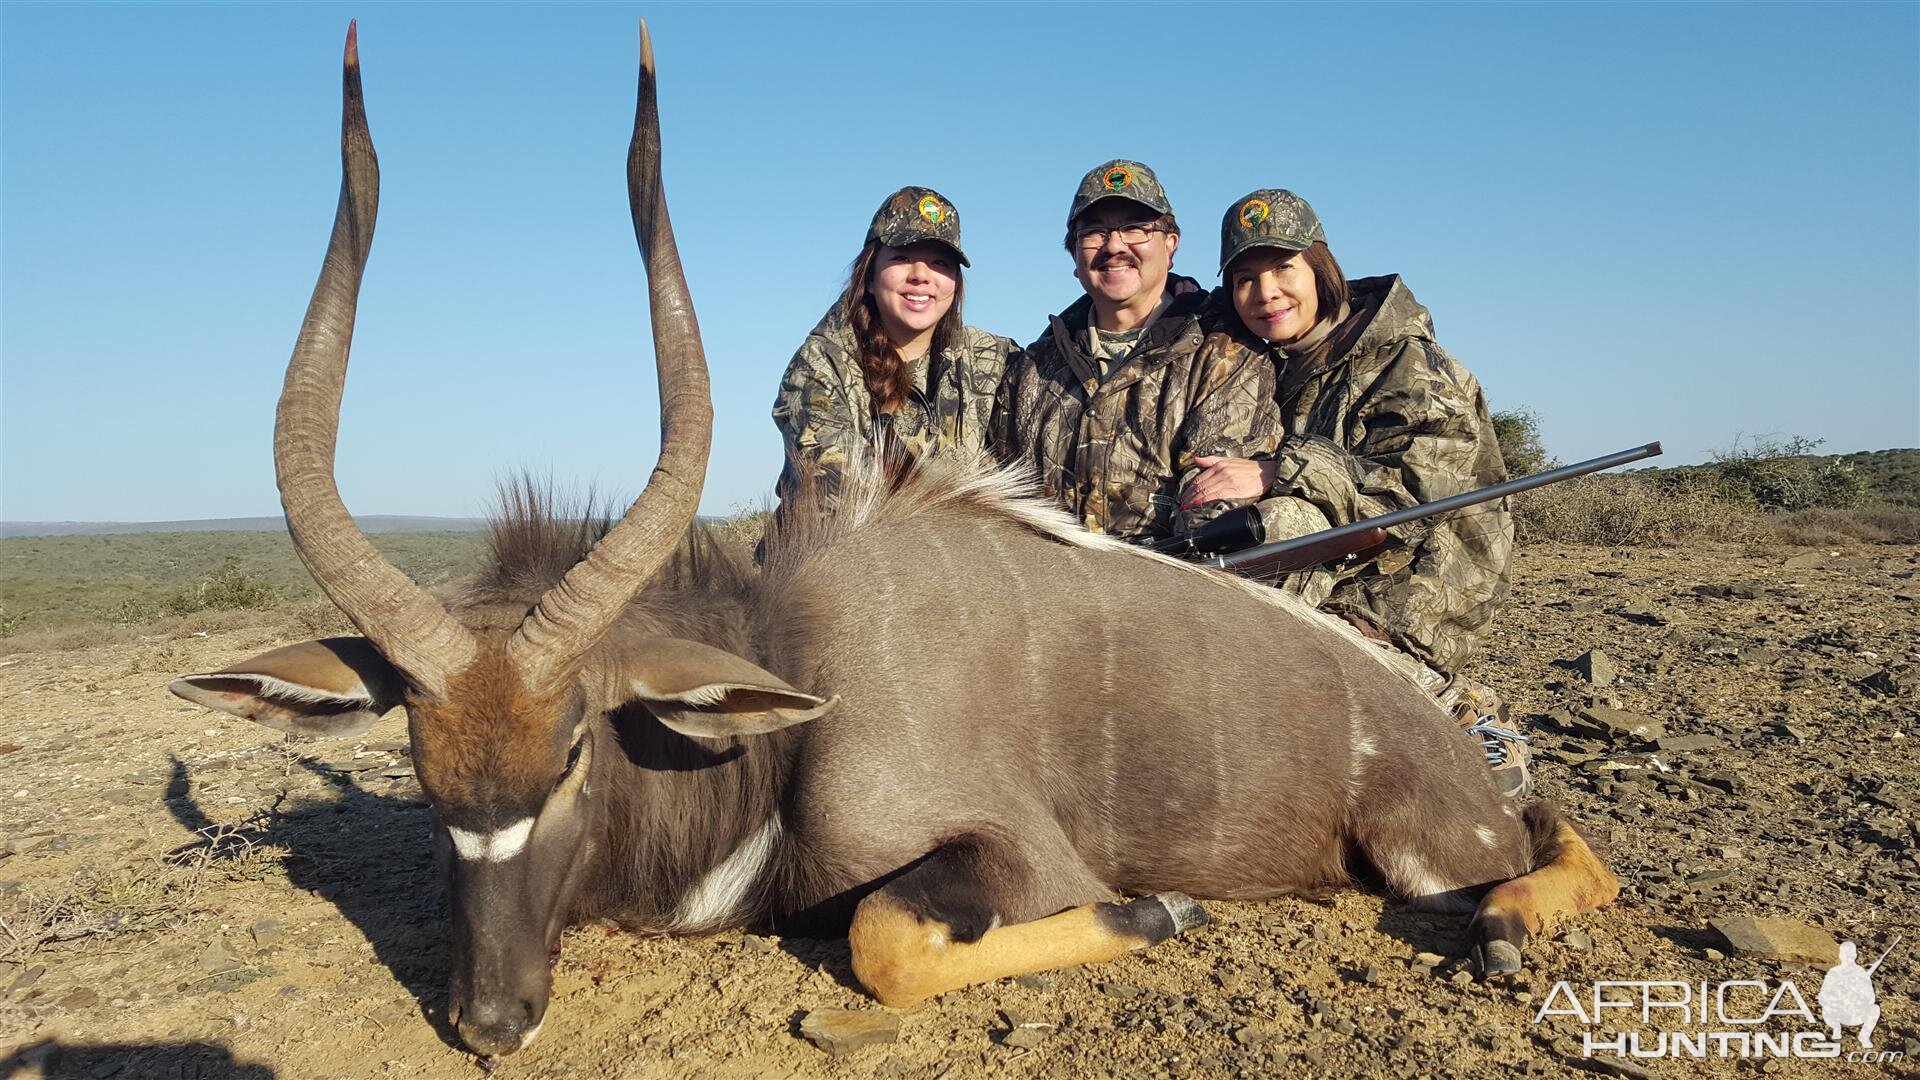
457;999;543;1056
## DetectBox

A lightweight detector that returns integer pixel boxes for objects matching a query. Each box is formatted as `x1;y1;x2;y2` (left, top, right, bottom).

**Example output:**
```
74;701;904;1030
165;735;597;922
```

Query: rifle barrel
1207;441;1664;572
1865;935;1900;977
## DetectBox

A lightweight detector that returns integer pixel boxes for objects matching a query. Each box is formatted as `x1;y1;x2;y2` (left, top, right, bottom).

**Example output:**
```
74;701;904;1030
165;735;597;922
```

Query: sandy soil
0;544;1914;1079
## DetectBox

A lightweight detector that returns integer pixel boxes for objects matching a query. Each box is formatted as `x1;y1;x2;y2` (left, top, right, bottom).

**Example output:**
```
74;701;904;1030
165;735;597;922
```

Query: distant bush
1764;506;1920;546
161;557;281;615
1491;409;1555;478
1513;472;1762;545
1680;435;1869;511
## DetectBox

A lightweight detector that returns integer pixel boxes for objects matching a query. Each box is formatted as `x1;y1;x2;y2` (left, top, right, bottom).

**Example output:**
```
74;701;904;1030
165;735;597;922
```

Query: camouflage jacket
1237;274;1513;675
771;304;1016;507
990;276;1276;541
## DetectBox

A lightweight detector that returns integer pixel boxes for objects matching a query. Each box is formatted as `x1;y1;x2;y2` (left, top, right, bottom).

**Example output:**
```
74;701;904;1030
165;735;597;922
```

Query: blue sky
3;1;1915;521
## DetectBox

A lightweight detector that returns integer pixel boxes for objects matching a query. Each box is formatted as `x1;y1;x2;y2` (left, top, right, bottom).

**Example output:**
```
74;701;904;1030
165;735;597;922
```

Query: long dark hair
840;239;966;414
1299;240;1349;320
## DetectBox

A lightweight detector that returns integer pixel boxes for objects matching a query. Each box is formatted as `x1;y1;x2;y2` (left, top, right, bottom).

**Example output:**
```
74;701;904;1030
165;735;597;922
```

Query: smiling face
867;240;960;355
1228;247;1320;345
1072;199;1179;320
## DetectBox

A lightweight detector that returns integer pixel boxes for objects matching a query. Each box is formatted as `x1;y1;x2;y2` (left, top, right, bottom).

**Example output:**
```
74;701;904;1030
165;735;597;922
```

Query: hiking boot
1460;704;1531;799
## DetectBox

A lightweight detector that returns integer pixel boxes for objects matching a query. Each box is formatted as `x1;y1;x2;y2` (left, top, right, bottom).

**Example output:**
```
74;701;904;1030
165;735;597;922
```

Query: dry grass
0;608;292;658
0;813;289;966
1513;473;1764;545
1763;506;1920;546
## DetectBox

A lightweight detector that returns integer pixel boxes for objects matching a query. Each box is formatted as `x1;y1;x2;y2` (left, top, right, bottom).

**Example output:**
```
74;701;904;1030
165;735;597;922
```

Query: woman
1183;188;1525;795
771;186;1016;511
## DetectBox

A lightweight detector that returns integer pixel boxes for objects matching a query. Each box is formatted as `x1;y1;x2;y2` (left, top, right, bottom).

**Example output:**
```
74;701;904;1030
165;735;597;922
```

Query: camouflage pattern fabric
1218;188;1326;272
1231;274;1513;676
867;185;970;266
1066;159;1173;227
990;277;1275;541
772;305;1014;511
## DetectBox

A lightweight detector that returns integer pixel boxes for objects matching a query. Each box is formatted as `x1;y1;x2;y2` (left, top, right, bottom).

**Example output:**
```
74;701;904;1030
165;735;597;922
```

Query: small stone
1704;948;1725;962
1012;972;1052;990
1709;916;1837;965
1001;1024;1053;1050
1654;734;1725;753
1561;930;1593;952
249;919;283;947
1695;771;1747;796
1770;723;1811;742
1448;969;1474;986
798;1008;900;1055
1412;951;1446;969
6;965;44;994
1784;552;1828;569
1615;606;1669;627
1855;669;1901;697
58;987;99;1010
1571;649;1618;687
1684;869;1738;891
200;937;244;972
1574;706;1666;742
1355;965;1381;985
1738;646;1783;667
1098;981;1143;999
1575;1056;1653;1079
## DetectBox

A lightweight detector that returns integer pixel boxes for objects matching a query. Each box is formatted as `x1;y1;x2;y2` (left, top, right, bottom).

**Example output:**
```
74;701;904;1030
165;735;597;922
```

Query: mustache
1091;253;1139;270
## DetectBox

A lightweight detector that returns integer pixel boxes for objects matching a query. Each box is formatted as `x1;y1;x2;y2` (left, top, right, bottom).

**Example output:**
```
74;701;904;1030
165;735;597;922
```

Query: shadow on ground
0;1038;275;1079
162;755;459;1048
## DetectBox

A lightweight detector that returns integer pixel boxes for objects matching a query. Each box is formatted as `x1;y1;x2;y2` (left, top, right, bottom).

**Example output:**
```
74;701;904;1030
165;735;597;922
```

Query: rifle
1149;442;1665;577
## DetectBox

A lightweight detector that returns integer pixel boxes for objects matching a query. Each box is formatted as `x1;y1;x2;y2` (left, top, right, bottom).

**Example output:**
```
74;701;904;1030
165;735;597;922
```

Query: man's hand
1181;455;1276;510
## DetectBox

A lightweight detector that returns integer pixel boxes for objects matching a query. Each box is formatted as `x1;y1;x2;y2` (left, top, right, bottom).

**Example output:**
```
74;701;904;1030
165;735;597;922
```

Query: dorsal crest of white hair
766;448;1437;696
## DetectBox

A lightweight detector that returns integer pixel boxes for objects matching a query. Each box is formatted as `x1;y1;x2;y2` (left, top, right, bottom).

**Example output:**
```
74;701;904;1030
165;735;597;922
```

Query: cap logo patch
1239;198;1270;229
916;195;946;225
1103;166;1133;192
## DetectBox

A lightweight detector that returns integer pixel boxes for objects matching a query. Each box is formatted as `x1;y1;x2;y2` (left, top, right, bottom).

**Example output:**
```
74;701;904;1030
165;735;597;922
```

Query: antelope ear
169;637;408;739
626;637;839;739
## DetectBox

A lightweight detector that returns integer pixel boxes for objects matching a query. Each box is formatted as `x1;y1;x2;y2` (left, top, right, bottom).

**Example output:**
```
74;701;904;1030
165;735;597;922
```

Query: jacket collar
1046;275;1209;392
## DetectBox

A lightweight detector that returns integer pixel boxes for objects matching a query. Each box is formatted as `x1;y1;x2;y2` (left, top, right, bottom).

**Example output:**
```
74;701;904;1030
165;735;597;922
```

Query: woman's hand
1181;455;1277;509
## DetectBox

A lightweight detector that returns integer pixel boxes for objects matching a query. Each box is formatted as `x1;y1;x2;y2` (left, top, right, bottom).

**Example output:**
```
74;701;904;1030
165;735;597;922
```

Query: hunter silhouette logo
1820;937;1896;1048
1239;198;1270;229
916;196;946;225
1103;166;1133;191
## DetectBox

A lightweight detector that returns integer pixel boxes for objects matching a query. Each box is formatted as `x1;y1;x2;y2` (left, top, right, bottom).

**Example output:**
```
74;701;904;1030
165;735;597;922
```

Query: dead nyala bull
169;23;1618;1059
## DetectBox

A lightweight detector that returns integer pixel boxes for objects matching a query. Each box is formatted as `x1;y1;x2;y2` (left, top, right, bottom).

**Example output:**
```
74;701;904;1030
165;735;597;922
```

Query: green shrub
1491;409;1556;478
161;557;281;615
1704;435;1868;511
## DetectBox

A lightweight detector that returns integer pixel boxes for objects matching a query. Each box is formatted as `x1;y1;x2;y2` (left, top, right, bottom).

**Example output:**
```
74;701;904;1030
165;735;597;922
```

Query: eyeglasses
1073;222;1166;250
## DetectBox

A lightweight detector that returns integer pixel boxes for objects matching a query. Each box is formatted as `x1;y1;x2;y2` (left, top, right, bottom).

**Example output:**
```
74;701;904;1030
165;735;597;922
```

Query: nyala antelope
171;24;1618;1059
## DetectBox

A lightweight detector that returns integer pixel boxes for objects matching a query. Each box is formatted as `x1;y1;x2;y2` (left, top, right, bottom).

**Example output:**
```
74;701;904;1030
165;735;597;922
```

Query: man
991;161;1274;542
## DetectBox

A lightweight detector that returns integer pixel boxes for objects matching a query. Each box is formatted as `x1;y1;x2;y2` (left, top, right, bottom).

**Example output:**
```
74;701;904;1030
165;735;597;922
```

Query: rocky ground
0;543;1914;1079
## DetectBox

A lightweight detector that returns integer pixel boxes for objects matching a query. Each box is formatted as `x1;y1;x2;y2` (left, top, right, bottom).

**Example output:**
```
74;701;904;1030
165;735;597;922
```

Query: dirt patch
0;544;1914;1077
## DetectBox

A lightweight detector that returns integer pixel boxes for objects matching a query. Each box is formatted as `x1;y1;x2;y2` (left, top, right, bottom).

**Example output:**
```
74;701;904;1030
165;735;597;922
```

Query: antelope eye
557;738;585;784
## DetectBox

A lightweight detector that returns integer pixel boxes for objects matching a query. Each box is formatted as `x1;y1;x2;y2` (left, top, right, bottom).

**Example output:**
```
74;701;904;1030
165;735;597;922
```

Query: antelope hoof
1473;937;1525;978
1099;892;1209;948
1148;893;1209;936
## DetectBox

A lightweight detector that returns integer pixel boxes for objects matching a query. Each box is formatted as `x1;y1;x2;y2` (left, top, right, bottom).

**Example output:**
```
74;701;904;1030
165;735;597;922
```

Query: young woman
771;186;1016;509
1185;189;1525;795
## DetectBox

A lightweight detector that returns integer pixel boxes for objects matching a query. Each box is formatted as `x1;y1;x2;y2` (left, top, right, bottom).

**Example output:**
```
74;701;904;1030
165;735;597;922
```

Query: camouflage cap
1218;188;1326;274
1067;160;1173;228
866;186;969;266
